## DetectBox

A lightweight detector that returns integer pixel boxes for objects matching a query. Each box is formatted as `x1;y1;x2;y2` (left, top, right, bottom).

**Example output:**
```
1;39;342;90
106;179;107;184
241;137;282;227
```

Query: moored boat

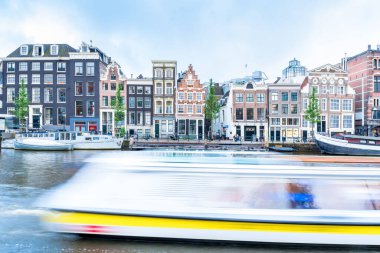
14;138;74;151
314;133;380;156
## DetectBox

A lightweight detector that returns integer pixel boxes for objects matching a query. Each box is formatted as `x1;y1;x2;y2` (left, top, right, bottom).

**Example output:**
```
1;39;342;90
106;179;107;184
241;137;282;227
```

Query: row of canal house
0;43;205;138
213;59;355;142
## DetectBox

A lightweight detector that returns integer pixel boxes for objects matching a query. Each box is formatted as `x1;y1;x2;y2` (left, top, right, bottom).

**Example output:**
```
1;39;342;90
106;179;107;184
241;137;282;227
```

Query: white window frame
321;98;327;111
330;115;339;128
7;74;15;85
32;74;40;84
32;62;40;71
330;99;340;111
32;87;40;103
343;115;353;129
57;88;66;103
342;99;352;111
19;62;28;71
7;88;15;103
50;45;59;55
44;62;53;71
44;88;53;103
20;45;28;55
178;104;184;113
44;74;53;84
19;74;28;85
57;74;66;84
7;62;15;72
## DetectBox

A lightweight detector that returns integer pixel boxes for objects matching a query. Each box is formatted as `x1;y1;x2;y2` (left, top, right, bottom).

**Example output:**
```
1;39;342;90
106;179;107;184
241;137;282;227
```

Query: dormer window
50;45;59;55
20;45;28;56
33;45;43;56
81;45;89;53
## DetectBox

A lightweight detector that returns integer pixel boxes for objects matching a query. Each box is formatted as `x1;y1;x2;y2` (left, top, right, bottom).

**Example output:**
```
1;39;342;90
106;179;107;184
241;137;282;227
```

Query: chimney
368;44;372;50
131;74;133;79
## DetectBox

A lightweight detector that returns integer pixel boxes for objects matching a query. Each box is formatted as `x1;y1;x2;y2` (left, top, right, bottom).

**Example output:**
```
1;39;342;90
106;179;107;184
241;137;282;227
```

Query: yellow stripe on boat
43;211;380;235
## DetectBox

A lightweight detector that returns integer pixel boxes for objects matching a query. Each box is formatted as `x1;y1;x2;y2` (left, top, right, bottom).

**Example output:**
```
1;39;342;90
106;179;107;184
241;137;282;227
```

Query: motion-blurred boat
268;146;295;152
37;151;380;245
14;138;73;151
315;133;380;156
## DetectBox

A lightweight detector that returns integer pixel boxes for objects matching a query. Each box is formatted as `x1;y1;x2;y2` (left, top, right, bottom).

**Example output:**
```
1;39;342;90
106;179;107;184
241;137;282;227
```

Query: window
257;93;264;103
155;83;163;95
373;110;380;120
111;96;116;106
330;115;339;128
282;92;288;101
342;99;352;111
145;112;151;125
44;88;53;103
75;82;83;96
111;74;116;80
32;74;40;84
165;69;173;78
57;88;66;103
311;86;319;94
102;83;108;91
129;86;135;94
145;86;151;94
196;105;202;114
44;108;53;125
257;108;265;120
7;74;15;84
271;92;278;101
272;104;279;114
110;83;116;91
337;86;345;95
102;96;108;107
329;85;335;94
137;97;143;108
179;92;185;100
58;108;66;125
87;101;95;117
20;45;28;55
375;76;380;92
178;104;184;113
188;92;193;100
343;115;353;128
86;62;95;76
50;45;58;55
282;104;288;114
75;62;83;75
166;101;173;114
291;92;298;101
137;112;143;125
32;88;40;103
129;97;135;108
178;120;186;134
374;98;380;107
57;62;66;72
196;92;202;101
187;104;193;114
7;107;15;115
236;93;243;102
7;88;15;103
246;93;254;102
166;83;173;95
19;62;28;71
235;108;243;120
321;98;327;111
303;98;308;110
302;116;308;127
291;104;298;114
374;59;378;69
44;62;53;71
87;82;94;96
272;118;280;125
129;112;136;125
75;101;83;116
155;101;163;114
247;108;254;120
57;74;66;84
19;74;28;84
44;74;53;84
322;85;327;94
137;86;143;94
7;62;15;72
155;69;163;78
189;120;196;135
330;99;340;111
161;120;167;132
144;97;151;108
32;62;40;71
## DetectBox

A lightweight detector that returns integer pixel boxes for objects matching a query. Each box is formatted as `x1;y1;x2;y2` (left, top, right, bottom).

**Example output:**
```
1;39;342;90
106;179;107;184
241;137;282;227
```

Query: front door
155;122;159;138
32;115;40;129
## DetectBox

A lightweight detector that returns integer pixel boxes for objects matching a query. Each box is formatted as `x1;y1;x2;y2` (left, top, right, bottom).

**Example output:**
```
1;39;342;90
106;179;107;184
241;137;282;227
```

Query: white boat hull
14;139;74;151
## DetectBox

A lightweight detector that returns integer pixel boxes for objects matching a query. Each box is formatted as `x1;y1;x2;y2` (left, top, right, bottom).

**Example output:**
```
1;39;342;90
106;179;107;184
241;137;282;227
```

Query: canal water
0;149;379;253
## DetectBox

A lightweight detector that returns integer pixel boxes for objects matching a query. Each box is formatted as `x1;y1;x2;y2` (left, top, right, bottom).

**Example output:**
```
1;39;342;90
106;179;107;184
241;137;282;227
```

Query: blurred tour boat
37;151;380;245
315;133;380;156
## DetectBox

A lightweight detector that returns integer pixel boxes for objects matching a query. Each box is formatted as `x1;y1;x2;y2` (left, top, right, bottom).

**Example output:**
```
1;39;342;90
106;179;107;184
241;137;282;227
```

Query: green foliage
305;87;321;135
205;79;220;122
111;83;125;134
15;79;29;132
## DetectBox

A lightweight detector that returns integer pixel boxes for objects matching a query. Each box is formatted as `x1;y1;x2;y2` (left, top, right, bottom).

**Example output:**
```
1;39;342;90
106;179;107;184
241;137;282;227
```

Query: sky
1;0;380;82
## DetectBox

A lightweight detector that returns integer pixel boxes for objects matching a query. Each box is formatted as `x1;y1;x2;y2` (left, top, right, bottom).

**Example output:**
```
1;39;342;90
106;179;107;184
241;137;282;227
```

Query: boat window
66;133;70;140
39;134;43;137
49;133;54;137
55;133;59;140
44;133;49;137
71;133;76;140
360;140;367;144
369;140;376;145
85;137;92;141
28;134;32;137
77;132;83;136
60;133;65;140
93;137;99;140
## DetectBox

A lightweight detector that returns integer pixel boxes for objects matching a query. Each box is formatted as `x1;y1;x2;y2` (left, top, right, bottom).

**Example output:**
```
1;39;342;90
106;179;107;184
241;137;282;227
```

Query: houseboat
314;133;380;156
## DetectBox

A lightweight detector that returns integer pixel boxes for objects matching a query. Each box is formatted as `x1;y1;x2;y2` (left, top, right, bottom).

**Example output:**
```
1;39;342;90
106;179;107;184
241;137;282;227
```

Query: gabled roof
7;44;77;58
309;63;346;74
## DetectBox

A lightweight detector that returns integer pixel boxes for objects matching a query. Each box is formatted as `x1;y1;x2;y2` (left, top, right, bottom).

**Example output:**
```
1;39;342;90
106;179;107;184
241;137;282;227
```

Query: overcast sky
1;0;379;82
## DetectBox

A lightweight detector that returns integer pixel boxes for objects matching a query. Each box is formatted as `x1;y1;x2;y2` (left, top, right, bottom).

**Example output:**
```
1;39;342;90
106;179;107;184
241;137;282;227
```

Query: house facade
152;60;176;138
176;64;205;139
99;61;127;135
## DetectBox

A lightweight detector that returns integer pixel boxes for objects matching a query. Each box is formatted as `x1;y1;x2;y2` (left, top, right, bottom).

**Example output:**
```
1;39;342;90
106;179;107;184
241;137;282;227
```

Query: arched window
165;69;173;78
246;83;254;89
155;68;163;78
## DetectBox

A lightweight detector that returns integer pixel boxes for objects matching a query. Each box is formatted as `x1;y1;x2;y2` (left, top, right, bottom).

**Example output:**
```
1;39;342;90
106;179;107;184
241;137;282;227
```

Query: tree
15;79;29;132
111;83;125;137
305;87;321;138
205;79;220;139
